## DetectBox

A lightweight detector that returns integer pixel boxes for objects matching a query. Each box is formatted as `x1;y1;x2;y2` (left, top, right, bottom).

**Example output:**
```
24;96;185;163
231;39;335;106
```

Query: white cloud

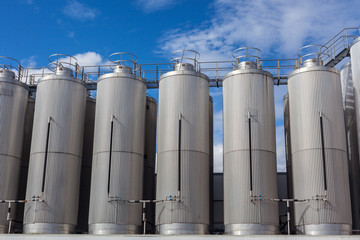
67;32;75;38
213;109;223;173
21;56;38;68
276;125;286;172
136;0;178;13
213;110;223;134
159;0;360;60
72;52;104;66
63;0;99;21
213;143;223;173
22;52;108;84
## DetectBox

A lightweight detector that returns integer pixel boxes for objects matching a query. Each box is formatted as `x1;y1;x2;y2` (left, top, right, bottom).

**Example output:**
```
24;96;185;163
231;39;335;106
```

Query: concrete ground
0;235;359;240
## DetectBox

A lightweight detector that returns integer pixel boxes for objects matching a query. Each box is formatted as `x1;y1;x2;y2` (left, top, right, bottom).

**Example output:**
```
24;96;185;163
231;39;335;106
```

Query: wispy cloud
63;0;99;21
276;125;286;172
21;56;38;68
23;52;107;84
25;0;40;13
72;52;104;66
158;0;360;60
136;0;178;13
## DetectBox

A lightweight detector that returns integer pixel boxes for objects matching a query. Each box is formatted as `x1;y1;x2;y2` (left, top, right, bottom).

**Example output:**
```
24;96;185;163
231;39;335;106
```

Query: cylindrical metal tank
23;55;87;234
209;96;214;233
155;51;210;234
0;60;29;233
288;51;352;235
88;54;146;234
15;96;35;232
283;93;295;234
340;61;360;232
223;48;278;235
76;97;96;233
143;96;157;234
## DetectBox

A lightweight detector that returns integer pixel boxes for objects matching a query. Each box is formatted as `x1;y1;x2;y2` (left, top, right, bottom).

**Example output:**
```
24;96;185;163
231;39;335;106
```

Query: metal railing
20;27;360;89
0;56;24;82
321;27;360;65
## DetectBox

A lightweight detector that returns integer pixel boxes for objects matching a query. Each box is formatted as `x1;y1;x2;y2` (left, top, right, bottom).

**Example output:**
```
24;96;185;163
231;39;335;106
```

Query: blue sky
2;0;360;172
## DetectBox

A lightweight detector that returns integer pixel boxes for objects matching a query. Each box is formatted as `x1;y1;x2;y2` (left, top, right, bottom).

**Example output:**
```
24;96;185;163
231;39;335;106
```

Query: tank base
225;223;278;235
0;224;8;233
89;223;141;234
23;223;75;234
156;223;208;235
296;224;352;235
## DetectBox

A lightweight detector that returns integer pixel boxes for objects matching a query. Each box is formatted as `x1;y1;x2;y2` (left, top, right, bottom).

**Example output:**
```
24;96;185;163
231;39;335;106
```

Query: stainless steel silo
88;53;146;234
23;54;87;234
155;50;210;234
288;46;352;235
0;58;28;233
209;96;214;233
143;96;157;234
283;93;295;234
15;96;35;232
76;97;96;233
223;47;278;235
340;61;360;232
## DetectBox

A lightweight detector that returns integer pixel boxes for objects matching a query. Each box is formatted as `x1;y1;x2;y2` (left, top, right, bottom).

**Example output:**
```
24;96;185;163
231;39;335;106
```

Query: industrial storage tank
143;96;157;234
288;46;352;235
209;96;214;233
88;53;146;234
340;62;360;232
223;47;278;235
15;96;35;232
283;93;295;234
0;57;28;233
76;97;96;233
156;50;210;234
23;54;87;233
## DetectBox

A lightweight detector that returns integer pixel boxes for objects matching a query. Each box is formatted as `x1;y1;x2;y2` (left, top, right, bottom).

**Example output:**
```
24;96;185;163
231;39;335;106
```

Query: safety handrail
321;27;360;65
109;52;138;74
170;50;200;72
0;56;24;81
233;47;262;67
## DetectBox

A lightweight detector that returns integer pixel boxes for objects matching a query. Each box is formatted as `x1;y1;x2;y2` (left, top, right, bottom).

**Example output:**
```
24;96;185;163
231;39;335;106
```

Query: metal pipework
319;111;328;195
107;115;115;196
247;112;253;198
107;198;181;235
178;113;182;198
41;116;52;193
0;200;27;233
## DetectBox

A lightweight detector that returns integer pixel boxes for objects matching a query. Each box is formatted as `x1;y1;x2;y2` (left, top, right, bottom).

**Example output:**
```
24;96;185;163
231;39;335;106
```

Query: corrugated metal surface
23;68;87;233
283;93;295;234
0;69;28;233
76;98;96;233
223;68;278;235
88;66;146;234
288;65;352;235
143;96;157;233
155;64;210;234
14;97;35;232
340;61;360;232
